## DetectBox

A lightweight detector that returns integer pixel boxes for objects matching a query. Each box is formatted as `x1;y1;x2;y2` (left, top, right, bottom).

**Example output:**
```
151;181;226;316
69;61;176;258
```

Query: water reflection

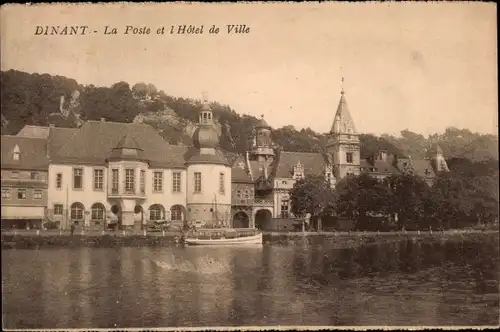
2;235;499;328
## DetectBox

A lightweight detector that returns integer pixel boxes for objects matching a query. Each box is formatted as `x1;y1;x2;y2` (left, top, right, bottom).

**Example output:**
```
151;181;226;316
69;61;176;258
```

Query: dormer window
13;145;20;161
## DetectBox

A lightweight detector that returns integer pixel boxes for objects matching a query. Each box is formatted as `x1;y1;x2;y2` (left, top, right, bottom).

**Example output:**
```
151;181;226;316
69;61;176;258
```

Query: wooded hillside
1;69;497;162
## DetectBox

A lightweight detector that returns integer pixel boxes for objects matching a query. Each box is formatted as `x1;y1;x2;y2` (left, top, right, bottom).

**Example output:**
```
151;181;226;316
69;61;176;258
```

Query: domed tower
325;78;361;179
186;94;232;227
251;115;275;163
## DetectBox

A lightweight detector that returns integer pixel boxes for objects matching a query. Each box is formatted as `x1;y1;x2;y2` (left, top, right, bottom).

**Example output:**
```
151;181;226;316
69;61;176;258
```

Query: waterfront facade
237;88;450;230
1;89;449;230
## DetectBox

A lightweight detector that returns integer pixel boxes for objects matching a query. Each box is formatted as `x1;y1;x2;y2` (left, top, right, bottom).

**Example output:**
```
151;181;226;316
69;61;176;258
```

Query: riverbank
1;228;498;249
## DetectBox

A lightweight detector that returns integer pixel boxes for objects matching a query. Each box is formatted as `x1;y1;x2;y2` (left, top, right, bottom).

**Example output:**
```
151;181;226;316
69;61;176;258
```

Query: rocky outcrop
133;106;224;145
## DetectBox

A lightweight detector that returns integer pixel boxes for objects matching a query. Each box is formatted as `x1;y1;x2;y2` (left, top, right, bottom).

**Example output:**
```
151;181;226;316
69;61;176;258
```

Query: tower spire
341;77;345;95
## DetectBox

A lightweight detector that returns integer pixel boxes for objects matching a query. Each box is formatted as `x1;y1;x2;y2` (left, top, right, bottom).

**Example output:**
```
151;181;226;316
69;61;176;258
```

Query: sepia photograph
1;2;498;330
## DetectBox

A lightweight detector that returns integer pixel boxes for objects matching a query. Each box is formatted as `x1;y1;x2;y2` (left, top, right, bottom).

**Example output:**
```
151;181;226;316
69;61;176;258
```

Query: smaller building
1;135;49;229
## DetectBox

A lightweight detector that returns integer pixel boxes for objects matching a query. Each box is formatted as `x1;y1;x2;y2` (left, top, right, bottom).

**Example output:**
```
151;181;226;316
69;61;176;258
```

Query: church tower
326;79;361;179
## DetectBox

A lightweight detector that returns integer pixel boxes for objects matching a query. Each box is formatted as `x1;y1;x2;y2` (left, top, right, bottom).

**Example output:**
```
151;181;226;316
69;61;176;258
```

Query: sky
1;2;497;137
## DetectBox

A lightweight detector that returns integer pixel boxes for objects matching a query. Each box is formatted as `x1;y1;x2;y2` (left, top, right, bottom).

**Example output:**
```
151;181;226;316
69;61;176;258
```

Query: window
153;171;163;192
30;172;39;180
53;204;63;215
111;169;119;194
125;169;135;193
70;203;84;220
93;169;104;190
56;173;63;189
17;189;27;199
13;145;20;161
194;172;202;193
91;204;105;220
11;171;19;179
236;190;242;199
140;170;145;194
33;190;42;199
73;168;83;189
149;205;163;221
346;152;354;164
281;200;289;218
170;206;182;221
172;172;181;193
219;172;225;194
2;188;11;199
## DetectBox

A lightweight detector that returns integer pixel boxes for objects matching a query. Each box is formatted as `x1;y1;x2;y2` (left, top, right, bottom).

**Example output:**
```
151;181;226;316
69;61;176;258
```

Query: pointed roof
330;90;357;134
108;132;147;162
115;133;143;151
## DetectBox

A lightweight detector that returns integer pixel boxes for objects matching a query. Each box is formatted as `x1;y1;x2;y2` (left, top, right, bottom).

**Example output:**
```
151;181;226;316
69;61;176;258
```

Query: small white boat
185;232;263;246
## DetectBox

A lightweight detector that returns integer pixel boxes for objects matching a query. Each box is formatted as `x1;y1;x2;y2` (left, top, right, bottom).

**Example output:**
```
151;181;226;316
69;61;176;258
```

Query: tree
386;173;431;230
335;173;392;230
289;174;336;231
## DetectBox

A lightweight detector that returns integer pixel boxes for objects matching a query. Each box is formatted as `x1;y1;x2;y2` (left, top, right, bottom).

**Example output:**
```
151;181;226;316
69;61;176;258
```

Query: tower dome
255;114;271;129
193;125;219;149
192;93;220;150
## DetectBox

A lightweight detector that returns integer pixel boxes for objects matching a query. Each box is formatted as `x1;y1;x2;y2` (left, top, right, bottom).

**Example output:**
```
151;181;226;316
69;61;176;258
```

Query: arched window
91;203;105;220
70;202;84;220
149;204;164;221
170;205;183;221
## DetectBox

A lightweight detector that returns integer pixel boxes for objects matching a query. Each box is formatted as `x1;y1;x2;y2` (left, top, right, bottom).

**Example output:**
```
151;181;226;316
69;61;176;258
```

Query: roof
361;159;400;176
409;159;436;179
108;133;147;162
330;91;357;134
1;135;49;170
395;158;435;178
186;151;231;166
16;125;50;139
273;151;326;178
231;166;253;182
49;121;183;167
48;127;78;158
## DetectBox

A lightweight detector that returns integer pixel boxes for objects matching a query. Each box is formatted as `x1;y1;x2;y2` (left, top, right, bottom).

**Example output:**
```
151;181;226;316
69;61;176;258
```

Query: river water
2;235;499;329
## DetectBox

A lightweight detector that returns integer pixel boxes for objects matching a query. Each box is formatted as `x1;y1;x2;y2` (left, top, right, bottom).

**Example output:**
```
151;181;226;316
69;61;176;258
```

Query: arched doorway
90;203;106;227
70;202;85;225
255;209;272;230
233;211;250;228
170;205;186;228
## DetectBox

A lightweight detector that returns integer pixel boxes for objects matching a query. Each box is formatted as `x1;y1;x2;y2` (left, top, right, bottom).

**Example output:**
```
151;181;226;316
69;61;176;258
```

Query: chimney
101;118;106;122
245;151;254;181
